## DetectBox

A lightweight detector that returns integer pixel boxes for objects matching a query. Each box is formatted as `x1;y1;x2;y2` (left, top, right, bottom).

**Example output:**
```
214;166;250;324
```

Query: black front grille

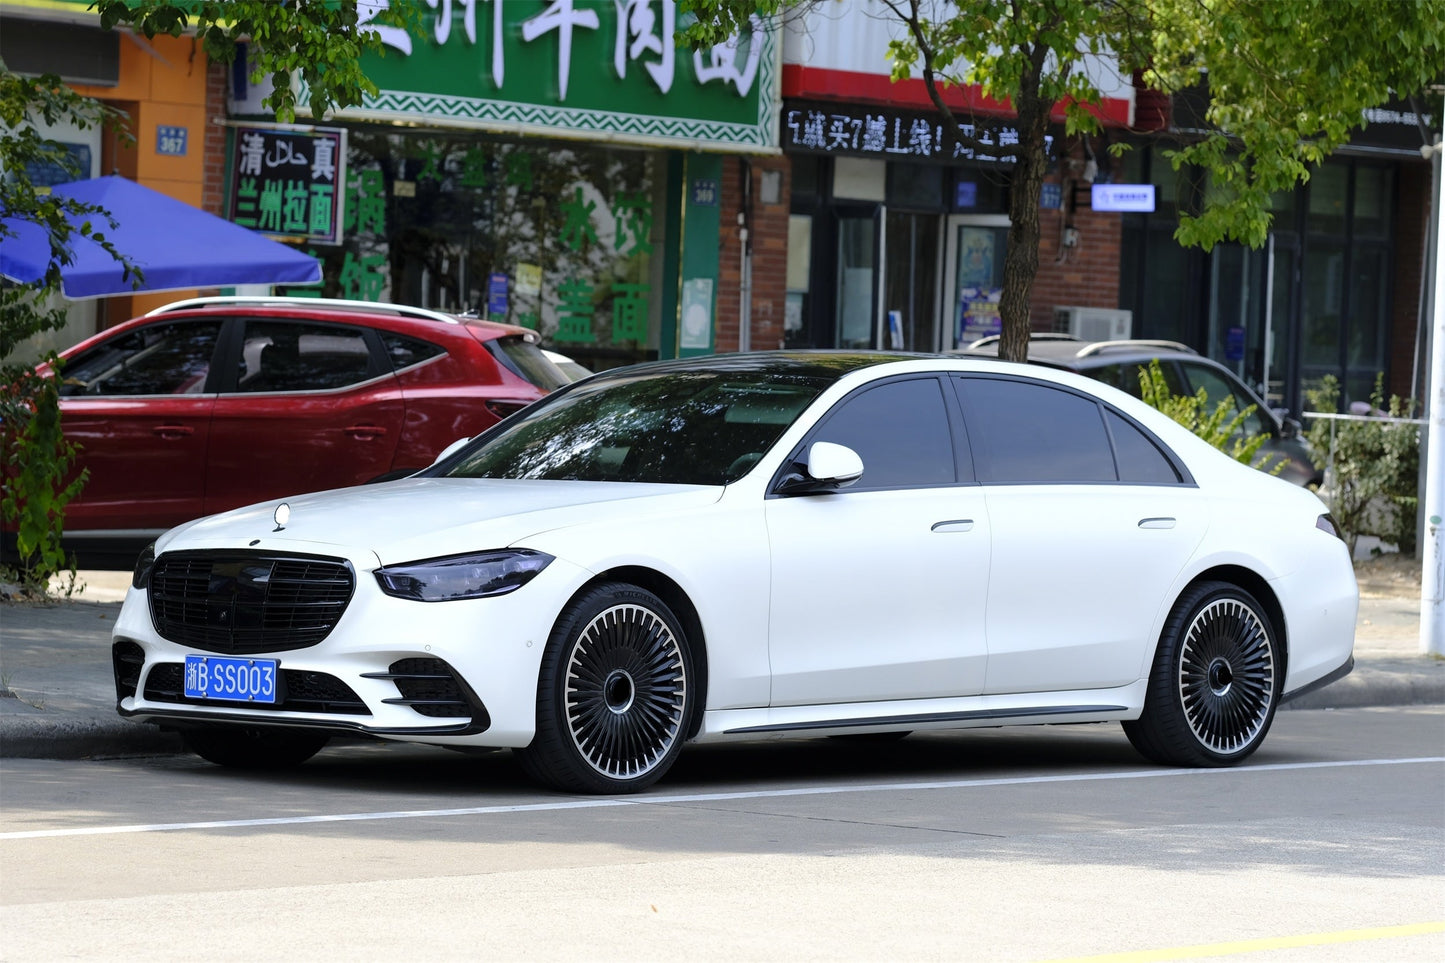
113;640;145;700
148;551;354;653
143;663;369;715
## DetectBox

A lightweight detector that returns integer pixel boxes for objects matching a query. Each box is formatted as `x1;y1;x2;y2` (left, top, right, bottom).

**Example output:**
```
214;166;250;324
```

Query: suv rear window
487;335;569;391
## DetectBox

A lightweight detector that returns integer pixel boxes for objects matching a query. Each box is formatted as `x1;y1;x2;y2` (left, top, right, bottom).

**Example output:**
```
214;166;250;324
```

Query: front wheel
517;583;693;794
1123;581;1280;767
181;726;330;769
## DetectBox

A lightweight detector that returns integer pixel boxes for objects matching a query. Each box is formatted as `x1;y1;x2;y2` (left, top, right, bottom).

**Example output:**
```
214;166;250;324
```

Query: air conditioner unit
1053;306;1133;342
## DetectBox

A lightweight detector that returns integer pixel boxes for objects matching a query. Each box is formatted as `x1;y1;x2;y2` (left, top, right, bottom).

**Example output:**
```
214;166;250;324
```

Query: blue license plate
184;655;278;704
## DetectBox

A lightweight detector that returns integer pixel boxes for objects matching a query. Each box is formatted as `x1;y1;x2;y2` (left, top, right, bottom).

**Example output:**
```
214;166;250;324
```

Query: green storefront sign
309;1;778;153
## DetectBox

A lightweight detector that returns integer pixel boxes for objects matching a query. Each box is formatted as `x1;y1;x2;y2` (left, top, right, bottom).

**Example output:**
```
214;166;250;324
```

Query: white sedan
112;353;1357;793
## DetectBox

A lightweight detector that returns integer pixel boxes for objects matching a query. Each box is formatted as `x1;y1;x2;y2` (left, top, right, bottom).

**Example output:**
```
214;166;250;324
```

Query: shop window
1306;163;1349;235
785;215;814;349
835;214;876;348
791;155;821;204
1352;166;1393;239
886;163;944;210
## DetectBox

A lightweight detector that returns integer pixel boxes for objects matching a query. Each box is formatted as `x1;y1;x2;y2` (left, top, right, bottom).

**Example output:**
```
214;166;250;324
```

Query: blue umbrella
0;175;322;298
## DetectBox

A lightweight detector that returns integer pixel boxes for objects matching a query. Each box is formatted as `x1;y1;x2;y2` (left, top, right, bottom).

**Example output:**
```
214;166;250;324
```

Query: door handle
1138;517;1176;529
931;519;975;533
151;425;194;440
344;425;387;439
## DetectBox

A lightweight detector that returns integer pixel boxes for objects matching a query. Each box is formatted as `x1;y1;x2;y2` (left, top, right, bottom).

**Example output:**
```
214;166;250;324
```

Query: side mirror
1274;411;1301;439
776;441;864;495
430;436;473;467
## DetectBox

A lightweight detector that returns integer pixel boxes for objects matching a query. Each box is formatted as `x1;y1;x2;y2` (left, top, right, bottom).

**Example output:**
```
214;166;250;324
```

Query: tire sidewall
527;582;693;793
1155;581;1282;766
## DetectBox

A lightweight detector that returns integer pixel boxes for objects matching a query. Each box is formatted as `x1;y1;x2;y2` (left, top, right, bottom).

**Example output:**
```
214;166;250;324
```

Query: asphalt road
2;706;1442;962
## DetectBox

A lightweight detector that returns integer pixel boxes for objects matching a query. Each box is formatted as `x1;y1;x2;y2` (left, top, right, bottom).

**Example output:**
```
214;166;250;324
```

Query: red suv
29;297;566;566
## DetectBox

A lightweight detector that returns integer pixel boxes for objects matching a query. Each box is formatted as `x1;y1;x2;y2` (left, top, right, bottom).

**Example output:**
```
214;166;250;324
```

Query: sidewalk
1;567;1442;760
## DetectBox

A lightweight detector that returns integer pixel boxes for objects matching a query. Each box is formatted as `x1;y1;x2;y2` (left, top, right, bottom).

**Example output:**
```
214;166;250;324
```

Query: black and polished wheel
517;583;693;794
181;726;330;770
1124;581;1280;767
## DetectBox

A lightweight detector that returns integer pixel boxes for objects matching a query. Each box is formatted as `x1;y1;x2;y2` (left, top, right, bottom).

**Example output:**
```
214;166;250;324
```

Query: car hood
157;478;725;566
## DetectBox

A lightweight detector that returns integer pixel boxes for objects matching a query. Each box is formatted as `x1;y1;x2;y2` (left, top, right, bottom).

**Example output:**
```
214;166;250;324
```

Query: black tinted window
811;378;956;489
957;377;1116;483
61;321;222;396
1107;410;1182;484
236;320;377;392
380;333;445;371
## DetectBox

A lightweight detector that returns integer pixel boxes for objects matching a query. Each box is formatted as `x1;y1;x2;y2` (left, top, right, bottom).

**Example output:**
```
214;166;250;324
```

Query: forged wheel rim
1177;597;1275;754
565;603;686;780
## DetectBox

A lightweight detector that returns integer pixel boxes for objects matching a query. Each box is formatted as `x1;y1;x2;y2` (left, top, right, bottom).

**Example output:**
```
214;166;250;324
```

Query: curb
0;715;183;760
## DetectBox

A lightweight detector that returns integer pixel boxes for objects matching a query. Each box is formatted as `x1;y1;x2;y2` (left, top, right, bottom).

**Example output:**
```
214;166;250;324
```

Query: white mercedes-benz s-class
112;352;1357;793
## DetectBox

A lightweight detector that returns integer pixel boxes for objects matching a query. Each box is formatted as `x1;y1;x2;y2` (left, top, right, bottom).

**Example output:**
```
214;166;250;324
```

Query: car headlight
132;541;156;590
374;549;554;602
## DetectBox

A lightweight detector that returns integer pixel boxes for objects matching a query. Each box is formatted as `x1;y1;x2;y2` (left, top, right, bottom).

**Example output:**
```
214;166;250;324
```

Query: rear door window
955;376;1117;483
235;320;382;392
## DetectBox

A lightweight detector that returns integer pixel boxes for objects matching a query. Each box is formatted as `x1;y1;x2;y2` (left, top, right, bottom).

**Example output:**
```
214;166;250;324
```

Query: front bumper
112;549;588;748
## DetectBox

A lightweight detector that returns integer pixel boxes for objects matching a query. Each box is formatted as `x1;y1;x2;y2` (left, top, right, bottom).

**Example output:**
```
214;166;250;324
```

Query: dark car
962;335;1321;488
14;296;568;566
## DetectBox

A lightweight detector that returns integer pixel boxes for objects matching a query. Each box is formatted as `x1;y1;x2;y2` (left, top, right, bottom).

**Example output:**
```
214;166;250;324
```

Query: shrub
1137;359;1271;466
1304;374;1420;557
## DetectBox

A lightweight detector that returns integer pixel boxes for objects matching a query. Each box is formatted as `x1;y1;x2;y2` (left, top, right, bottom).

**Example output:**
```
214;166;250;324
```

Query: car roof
596;350;934;382
140;296;535;341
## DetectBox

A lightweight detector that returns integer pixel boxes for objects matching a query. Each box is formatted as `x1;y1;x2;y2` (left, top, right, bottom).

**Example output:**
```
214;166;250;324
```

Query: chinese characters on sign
229;126;346;245
783;101;1052;166
360;0;760;103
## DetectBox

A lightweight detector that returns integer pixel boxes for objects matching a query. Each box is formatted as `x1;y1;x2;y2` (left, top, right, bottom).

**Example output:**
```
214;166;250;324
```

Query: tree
1;1;421;589
680;0;1445;362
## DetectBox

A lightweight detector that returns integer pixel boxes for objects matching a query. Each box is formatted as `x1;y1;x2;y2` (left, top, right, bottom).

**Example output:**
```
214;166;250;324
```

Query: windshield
440;367;831;484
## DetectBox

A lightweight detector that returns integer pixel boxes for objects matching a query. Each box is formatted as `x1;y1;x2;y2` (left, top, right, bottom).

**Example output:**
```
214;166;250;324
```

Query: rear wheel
1123;581;1280;767
182;726;329;769
517;583;692;794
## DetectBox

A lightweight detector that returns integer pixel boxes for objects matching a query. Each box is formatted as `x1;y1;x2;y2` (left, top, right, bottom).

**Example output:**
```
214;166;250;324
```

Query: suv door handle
152;425;194;440
344;425;387;439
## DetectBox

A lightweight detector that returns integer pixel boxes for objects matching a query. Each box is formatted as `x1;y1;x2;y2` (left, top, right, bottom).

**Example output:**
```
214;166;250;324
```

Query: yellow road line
1037;921;1445;963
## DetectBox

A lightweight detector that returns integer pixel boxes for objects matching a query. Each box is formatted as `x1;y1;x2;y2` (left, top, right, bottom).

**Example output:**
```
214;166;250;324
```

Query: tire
1123;581;1281;767
517;583;693;794
182;726;330;770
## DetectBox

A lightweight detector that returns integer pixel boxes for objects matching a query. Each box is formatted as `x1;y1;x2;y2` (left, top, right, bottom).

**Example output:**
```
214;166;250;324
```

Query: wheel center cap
1208;658;1234;696
603;669;635;714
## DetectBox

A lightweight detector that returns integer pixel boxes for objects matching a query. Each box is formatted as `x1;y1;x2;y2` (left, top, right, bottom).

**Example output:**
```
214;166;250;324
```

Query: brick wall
202;59;229;216
717;156;792;353
1030;181;1124;329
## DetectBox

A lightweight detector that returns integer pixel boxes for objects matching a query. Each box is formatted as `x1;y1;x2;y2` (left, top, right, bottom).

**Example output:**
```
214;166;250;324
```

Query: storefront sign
783;100;1051;166
229;125;347;245
306;1;778;153
1091;184;1156;212
155;125;188;157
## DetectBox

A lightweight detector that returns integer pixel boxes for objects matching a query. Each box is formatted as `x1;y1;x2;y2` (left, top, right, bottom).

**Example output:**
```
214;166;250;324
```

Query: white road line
2;756;1440;841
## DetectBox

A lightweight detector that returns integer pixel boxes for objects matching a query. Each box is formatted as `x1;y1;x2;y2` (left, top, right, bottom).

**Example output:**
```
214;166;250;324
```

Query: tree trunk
997;83;1051;364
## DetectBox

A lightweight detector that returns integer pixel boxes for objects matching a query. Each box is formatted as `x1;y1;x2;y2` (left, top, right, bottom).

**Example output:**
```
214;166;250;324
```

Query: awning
0;176;322;299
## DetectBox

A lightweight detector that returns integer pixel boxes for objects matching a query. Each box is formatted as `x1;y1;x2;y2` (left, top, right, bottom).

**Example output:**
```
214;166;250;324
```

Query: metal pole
1422;133;1444;657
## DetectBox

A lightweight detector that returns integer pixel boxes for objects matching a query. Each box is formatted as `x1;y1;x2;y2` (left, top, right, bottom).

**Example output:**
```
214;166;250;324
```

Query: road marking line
1035;920;1445;962
2;755;1440;841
